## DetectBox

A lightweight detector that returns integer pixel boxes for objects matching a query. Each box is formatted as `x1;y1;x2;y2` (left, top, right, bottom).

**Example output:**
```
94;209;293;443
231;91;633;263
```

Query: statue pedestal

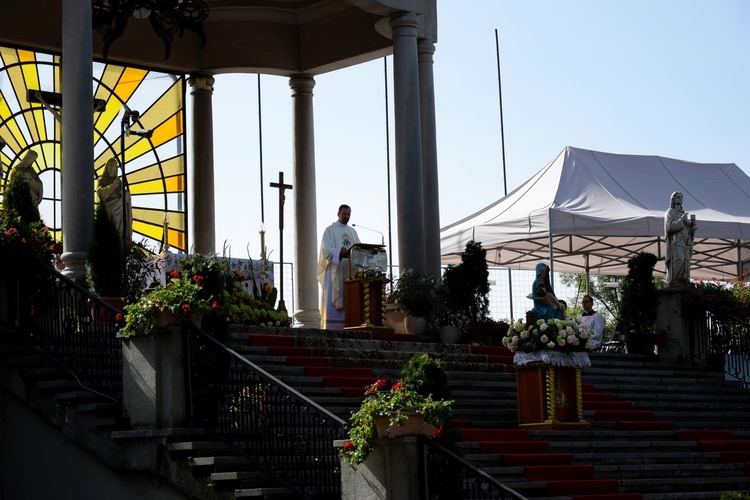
656;288;690;350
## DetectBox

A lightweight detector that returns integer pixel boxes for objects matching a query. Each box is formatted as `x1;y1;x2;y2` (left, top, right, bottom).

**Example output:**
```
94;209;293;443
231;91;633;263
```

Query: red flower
181;304;191;312
391;381;404;391
169;270;180;279
211;300;220;309
193;275;204;284
433;425;444;439
343;441;354;452
115;313;123;321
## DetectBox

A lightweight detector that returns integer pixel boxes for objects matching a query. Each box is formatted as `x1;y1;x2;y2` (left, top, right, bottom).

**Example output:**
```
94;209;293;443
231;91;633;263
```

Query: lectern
344;244;391;332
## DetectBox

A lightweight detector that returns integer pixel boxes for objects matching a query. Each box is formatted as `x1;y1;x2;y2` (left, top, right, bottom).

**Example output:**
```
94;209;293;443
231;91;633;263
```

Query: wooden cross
270;171;293;312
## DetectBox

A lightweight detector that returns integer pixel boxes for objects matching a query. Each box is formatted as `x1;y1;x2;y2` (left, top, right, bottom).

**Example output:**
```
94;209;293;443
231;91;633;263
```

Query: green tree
559;273;622;322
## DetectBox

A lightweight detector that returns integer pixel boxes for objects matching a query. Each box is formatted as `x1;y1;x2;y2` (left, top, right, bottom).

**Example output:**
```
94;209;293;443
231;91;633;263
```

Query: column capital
417;38;435;63
389;11;419;34
289;74;316;95
187;74;215;94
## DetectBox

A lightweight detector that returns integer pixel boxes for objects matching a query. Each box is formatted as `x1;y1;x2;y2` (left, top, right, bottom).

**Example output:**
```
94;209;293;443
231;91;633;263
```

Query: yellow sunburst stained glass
0;45;187;252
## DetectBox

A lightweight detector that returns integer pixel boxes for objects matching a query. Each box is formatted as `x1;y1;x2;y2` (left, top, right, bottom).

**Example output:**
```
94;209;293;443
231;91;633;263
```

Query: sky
203;0;750;276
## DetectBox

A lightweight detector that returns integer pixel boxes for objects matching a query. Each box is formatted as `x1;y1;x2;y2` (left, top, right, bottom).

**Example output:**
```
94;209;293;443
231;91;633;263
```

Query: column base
293;308;320;329
61;251;88;284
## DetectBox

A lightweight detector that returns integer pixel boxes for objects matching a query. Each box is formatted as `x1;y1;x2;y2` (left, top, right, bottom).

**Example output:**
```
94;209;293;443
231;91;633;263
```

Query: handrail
686;307;750;389
419;435;529;499
184;325;348;499
2;260;123;402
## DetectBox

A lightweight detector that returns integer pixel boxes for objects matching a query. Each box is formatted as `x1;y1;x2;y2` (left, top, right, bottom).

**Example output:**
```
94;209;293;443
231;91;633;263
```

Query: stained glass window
0;46;187;252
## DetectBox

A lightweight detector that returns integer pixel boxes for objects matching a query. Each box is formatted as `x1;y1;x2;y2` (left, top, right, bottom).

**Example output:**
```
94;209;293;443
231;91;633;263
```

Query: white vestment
578;311;605;348
317;221;359;329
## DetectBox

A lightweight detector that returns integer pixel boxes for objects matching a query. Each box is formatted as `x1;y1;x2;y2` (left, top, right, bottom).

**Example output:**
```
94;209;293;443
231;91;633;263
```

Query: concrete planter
339;436;421;500
120;327;187;429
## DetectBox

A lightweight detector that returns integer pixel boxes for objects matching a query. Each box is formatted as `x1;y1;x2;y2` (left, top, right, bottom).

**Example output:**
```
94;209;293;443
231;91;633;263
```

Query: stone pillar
656;288;690;352
390;12;426;274
289;75;320;328
187;75;216;255
418;39;441;280
60;0;94;281
338;437;422;500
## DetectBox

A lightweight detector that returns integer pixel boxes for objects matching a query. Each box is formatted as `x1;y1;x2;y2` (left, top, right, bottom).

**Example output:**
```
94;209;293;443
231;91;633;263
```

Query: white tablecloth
514;351;591;368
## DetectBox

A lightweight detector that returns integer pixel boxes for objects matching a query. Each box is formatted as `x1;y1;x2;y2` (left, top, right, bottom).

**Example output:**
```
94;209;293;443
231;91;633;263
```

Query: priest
317;204;360;329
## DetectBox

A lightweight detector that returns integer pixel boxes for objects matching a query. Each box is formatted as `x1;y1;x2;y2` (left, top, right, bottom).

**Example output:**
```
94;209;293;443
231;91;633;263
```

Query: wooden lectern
343;244;391;332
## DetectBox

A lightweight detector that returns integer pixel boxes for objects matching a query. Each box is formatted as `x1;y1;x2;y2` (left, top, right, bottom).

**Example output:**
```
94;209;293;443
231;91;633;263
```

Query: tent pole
738;240;743;280
548;212;554;288
585;253;590;295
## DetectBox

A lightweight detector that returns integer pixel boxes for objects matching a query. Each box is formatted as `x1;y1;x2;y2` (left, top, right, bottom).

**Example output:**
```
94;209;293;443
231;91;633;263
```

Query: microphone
352;224;385;245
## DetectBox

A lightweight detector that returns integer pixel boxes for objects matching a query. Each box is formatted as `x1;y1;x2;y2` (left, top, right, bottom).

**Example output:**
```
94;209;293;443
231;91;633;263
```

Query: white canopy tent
440;146;750;281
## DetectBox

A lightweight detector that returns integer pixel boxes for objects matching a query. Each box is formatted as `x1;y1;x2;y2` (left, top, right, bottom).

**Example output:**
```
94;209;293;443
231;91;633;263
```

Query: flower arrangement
0;211;55;265
120;272;218;337
341;354;453;468
224;280;291;327
502;317;596;353
677;278;750;321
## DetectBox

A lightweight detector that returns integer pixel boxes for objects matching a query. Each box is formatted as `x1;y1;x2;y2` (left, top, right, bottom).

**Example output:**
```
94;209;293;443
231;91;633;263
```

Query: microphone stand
352;224;385;245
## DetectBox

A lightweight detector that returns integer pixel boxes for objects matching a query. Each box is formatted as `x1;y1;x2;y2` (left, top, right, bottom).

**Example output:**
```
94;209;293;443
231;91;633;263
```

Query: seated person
531;263;565;321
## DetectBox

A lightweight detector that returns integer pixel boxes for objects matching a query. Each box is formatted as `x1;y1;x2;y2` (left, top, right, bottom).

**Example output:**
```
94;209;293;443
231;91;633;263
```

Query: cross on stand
270;172;293;313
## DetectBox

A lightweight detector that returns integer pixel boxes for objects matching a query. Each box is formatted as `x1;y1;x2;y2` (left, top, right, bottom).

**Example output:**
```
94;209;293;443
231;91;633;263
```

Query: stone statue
96;158;132;244
664;191;696;284
8;150;43;207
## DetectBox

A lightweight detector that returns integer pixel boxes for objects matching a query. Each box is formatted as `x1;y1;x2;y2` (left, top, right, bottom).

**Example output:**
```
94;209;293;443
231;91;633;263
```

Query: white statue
8;150;43;207
96;158;132;243
664;191;696;284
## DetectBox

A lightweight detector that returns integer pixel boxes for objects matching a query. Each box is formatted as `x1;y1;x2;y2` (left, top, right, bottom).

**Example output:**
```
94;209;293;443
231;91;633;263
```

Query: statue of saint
96;158;132;244
664;191;696;284
8;151;43;207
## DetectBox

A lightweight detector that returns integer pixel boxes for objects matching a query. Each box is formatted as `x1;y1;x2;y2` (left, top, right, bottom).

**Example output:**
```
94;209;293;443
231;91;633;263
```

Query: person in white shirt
579;295;605;348
316;204;360;329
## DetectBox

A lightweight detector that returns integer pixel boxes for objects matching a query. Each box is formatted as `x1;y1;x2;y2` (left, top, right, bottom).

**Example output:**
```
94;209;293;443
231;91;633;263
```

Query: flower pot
385;303;407;334
90;296;123;325
439;325;462;344
403;316;426;336
153;309;183;328
375;412;436;438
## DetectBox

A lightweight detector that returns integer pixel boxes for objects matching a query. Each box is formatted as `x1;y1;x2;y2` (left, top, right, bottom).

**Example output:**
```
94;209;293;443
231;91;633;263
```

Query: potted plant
120;273;218;337
340;355;453;468
390;268;437;335
437;240;491;343
619;252;659;354
86;202;124;300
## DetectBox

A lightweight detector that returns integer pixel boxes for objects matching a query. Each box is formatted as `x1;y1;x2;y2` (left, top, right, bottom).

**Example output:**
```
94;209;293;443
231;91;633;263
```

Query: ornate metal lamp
92;0;209;60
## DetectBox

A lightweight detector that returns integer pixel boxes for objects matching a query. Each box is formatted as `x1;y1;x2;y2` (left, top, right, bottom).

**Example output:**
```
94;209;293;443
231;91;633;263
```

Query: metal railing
687;307;750;389
184;326;348;499
420;436;528;499
2;260;123;402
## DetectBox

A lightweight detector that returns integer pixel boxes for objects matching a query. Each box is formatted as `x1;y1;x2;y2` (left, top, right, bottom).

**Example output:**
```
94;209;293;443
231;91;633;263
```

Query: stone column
418;39;441;280
289;75;320;328
187;75;216;255
60;0;94;281
390;12;425;274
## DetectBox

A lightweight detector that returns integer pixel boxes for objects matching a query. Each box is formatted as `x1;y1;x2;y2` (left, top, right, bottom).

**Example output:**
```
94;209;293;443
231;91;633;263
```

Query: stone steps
234;328;750;499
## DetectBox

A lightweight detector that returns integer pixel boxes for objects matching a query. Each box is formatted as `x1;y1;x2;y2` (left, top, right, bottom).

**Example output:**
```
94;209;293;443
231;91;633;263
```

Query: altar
343;244;391;333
